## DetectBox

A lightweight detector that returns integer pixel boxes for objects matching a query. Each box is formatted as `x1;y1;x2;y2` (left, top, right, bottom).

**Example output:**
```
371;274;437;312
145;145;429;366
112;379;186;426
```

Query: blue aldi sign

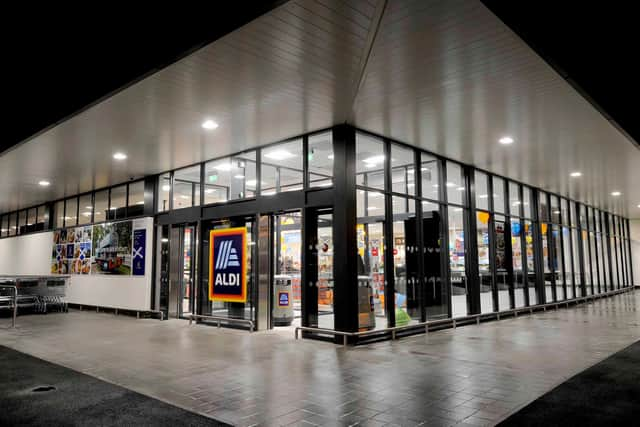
209;227;247;303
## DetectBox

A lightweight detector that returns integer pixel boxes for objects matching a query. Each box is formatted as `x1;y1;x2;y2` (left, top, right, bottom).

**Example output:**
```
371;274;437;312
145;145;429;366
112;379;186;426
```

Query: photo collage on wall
51;226;92;275
51;219;146;276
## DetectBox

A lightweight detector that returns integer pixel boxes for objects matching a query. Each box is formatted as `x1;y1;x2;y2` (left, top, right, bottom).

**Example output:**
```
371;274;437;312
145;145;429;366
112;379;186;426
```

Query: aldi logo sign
209;227;247;302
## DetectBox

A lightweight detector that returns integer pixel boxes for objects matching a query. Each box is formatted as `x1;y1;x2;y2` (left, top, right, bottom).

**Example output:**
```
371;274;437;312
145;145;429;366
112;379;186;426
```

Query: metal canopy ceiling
2;0;639;218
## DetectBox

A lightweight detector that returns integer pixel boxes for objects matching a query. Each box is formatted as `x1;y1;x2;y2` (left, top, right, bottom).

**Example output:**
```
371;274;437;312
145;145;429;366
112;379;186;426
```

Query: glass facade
0;125;634;340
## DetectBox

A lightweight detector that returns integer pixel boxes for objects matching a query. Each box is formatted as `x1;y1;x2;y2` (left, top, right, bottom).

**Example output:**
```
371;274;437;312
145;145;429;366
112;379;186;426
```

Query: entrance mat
0;345;229;426
499;340;640;426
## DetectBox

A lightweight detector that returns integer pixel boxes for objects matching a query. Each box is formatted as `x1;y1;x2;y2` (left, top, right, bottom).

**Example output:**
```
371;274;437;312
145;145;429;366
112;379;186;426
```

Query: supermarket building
0;0;638;343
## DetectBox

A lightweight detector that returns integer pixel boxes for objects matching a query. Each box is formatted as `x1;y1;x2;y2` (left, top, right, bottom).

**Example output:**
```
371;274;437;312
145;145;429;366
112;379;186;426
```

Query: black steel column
332;125;358;337
414;150;426;322
465;166;480;315
383;139;395;327
504;183;515;309
301;207;318;328
531;189;545;304
487;176;499;311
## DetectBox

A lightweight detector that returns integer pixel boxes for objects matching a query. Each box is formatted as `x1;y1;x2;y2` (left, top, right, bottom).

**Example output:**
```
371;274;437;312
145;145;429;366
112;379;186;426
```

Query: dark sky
482;1;639;148
3;2;638;154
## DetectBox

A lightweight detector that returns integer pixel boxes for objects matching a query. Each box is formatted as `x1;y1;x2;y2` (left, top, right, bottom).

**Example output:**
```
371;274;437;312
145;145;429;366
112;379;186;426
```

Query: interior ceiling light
570;171;582;177
38;180;50;186
201;119;219;130
499;136;514;145
445;182;456;187
264;149;294;161
213;163;232;171
611;191;622;196
327;154;334;160
362;155;385;165
233;175;245;179
162;185;170;191
113;152;127;160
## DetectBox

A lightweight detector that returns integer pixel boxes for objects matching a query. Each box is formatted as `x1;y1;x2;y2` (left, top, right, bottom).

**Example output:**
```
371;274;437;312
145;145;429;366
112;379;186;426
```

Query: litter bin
357;275;375;331
273;274;294;326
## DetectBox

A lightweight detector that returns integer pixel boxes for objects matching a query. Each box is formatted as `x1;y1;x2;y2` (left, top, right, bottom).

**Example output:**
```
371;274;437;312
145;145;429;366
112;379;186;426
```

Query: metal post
12;287;17;328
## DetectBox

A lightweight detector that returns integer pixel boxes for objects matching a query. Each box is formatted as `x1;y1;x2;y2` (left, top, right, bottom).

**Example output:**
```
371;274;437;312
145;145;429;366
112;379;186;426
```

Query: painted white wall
631;219;640;286
0;231;53;275
0;217;154;310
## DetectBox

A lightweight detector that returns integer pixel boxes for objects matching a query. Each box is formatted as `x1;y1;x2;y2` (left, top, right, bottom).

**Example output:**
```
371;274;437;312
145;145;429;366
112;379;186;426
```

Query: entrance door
167;224;196;319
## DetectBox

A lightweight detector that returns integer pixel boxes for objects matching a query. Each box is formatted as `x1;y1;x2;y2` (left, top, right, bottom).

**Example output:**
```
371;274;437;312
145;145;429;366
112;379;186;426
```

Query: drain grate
32;385;56;393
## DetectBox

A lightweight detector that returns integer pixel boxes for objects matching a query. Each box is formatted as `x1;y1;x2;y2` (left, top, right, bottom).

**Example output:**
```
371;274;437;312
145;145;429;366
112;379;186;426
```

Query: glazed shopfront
1;125;634;342
150;124;635;341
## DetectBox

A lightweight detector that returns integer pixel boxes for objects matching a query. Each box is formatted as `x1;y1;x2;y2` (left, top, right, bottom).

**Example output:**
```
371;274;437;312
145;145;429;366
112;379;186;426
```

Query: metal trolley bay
0;275;69;327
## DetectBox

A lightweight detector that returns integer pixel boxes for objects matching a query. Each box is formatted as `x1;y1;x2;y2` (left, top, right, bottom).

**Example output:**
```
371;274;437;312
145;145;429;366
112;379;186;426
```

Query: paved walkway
1;290;639;426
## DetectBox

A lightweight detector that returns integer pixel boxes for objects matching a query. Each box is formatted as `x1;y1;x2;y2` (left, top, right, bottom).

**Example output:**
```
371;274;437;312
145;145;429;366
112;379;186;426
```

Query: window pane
78;194;92;225
128;181;145;216
561;199;569;225
392;196;419;325
357;190;387;329
477;211;493;313
55;201;65;229
563;227;574;298
205;151;257;204
541;222;552;302
1;215;8;237
573;229;583;295
391;144;415;196
261;139;303;195
550;196;560;224
474;171;489;210
9;213;17;236
94;190;108;222
495;215;509;310
27;208;37;228
493;177;505;214
109;185;127;220
421;153;441;201
522;187;532;218
512;219;526;307
538;192;549;222
174;166;201;209
525;221;537;304
357;189;385;218
552;225;564;300
570;201;577;227
65;198;77;227
38;205;49;230
356;132;385;191
422;201;446;319
308;132;333;188
446;162;465;205
158;173;171;212
509;182;521;217
38;205;50;230
448;206;467;317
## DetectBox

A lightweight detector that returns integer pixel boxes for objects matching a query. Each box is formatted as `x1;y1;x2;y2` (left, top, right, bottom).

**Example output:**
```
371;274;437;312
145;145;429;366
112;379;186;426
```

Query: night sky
3;2;638;154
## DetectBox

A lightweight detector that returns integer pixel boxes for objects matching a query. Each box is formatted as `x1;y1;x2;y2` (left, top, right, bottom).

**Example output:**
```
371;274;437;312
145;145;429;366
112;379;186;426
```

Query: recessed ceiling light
202;120;219;130
457;187;465;191
136;201;144;205
327;154;334;160
162;185;170;191
85;206;92;210
113;152;127;160
499;136;514;145
637;204;640;208
479;194;489;199
611;191;622;196
38;180;50;186
109;207;117;210
570;172;582;177
553;210;561;214
205;189;216;194
161;238;169;243
234;175;245;179
446;182;456;187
